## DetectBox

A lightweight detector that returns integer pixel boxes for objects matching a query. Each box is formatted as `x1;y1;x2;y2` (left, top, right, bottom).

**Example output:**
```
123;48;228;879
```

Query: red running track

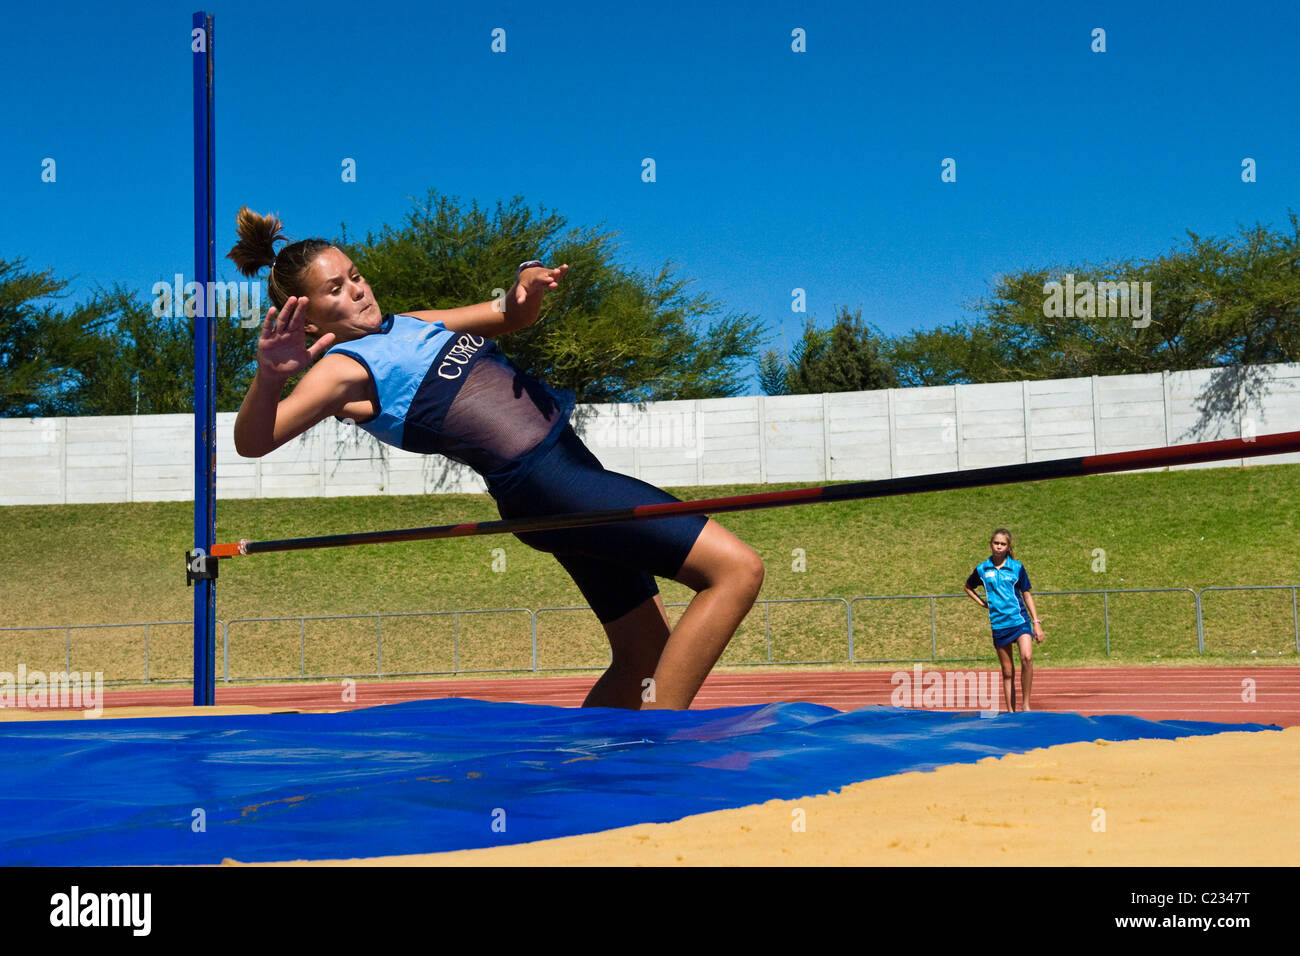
51;667;1300;727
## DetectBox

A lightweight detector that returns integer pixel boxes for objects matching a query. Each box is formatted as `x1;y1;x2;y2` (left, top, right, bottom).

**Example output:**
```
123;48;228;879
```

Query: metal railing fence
3;585;1296;687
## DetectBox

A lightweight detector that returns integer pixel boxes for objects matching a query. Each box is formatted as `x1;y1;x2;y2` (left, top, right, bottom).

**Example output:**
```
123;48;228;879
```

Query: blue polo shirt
966;557;1032;630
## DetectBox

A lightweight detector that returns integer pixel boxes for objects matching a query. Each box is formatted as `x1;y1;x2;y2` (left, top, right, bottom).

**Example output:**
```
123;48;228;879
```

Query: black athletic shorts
491;425;708;623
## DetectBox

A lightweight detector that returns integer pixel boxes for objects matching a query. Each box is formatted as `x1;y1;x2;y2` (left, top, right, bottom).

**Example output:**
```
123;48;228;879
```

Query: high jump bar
210;430;1300;558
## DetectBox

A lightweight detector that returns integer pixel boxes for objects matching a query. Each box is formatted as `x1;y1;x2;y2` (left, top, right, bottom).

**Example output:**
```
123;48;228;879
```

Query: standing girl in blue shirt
964;527;1045;712
227;208;763;711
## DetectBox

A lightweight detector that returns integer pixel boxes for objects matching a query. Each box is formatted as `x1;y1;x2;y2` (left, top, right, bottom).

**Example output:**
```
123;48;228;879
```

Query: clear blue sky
3;0;1297;390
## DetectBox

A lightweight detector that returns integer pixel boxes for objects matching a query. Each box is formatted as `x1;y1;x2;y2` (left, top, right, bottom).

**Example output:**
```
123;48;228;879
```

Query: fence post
1195;589;1205;654
765;601;772;663
845;598;854;662
1103;591;1111;656
1293;586;1299;653
929;597;937;661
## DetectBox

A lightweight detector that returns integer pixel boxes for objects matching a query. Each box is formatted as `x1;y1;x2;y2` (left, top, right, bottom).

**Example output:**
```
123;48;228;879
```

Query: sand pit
253;726;1299;866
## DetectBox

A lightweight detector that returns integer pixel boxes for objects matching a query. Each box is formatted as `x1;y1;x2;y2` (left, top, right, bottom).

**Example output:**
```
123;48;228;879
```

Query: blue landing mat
0;700;1278;865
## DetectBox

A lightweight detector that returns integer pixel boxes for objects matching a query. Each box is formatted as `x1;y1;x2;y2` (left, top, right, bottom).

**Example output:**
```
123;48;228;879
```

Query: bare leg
582;595;671;709
1017;633;1034;712
996;643;1016;713
642;520;764;710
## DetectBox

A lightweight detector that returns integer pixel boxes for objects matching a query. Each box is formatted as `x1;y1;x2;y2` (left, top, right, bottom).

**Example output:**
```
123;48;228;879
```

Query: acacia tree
53;284;259;415
886;215;1300;385
342;191;764;403
0;259;88;416
3;191;763;415
880;321;1003;387
0;261;261;417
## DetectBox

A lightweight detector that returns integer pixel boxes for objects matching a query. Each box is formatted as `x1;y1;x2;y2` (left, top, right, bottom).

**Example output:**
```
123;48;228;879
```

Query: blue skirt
992;620;1032;648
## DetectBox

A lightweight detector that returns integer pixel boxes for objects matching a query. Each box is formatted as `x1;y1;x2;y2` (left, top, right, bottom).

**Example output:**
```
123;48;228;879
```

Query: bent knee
679;526;764;596
736;547;765;595
710;546;763;603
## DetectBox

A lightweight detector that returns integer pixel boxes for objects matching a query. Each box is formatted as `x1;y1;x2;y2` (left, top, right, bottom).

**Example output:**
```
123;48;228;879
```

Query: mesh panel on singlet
327;315;576;493
404;353;567;474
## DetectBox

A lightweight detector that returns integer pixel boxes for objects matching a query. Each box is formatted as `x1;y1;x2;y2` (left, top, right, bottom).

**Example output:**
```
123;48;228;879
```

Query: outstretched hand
514;264;569;307
257;296;335;379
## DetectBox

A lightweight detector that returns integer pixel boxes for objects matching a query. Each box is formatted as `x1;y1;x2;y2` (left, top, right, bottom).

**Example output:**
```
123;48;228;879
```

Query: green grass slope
1;463;1296;682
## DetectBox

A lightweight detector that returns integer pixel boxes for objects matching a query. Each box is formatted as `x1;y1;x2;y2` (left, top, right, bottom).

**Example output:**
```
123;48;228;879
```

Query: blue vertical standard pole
192;11;217;705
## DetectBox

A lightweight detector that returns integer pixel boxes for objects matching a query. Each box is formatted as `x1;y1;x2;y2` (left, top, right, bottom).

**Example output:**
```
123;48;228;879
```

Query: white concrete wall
2;363;1297;505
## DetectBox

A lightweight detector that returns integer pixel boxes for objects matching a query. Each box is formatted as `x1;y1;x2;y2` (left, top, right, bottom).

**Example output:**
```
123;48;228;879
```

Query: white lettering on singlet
437;333;487;380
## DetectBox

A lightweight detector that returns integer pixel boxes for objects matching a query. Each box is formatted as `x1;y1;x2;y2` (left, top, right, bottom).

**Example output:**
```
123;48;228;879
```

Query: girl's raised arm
233;296;364;457
406;264;569;338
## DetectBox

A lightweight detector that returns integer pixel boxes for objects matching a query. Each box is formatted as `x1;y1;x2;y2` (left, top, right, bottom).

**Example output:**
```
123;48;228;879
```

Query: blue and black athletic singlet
326;313;575;495
326;313;707;622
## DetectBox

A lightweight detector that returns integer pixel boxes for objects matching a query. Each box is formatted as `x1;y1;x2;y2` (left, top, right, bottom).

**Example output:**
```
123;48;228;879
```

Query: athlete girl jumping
227;207;764;710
